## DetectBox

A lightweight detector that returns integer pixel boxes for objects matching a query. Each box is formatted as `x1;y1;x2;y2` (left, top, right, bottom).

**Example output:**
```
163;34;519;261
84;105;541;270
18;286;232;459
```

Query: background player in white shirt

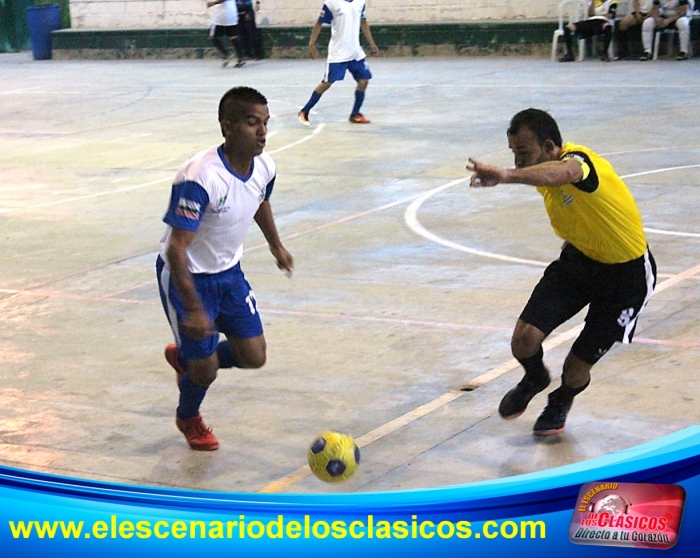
298;0;379;126
207;0;245;67
156;86;294;451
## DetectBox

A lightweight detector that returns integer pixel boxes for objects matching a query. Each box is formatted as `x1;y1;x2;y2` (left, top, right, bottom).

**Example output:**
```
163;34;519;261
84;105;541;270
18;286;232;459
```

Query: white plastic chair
551;0;590;61
652;0;695;59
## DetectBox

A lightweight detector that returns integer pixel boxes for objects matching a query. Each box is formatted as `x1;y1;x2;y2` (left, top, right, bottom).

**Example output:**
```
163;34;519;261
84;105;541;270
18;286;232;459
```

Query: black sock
563;27;574;56
516;346;549;386
550;380;590;405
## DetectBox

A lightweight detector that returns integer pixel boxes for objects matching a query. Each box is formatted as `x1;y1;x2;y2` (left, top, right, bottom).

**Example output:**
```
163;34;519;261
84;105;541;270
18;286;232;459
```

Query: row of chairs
551;0;695;62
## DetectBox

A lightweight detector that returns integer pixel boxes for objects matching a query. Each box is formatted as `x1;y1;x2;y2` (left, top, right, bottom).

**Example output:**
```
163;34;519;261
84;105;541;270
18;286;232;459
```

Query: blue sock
302;91;322;114
216;340;238;368
177;374;208;420
351;90;365;117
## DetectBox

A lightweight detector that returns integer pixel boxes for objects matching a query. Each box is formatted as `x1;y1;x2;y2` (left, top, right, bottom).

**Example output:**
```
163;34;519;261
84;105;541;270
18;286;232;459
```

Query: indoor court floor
0;52;698;494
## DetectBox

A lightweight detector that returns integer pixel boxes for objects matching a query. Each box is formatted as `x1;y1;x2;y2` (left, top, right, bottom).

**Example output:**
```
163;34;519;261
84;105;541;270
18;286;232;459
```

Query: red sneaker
176;414;219;451
349;113;371;124
164;344;186;385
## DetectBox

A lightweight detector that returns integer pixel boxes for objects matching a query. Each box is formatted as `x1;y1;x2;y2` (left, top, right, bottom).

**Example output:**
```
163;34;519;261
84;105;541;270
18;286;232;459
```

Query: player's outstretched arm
467;157;583;188
360;20;380;55
466;158;507;187
254;201;294;276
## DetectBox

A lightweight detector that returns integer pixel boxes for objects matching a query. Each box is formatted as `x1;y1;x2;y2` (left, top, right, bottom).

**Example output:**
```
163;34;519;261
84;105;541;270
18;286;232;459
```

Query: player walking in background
298;0;379;126
156;87;294;451
467;109;656;436
237;0;264;60
207;0;245;68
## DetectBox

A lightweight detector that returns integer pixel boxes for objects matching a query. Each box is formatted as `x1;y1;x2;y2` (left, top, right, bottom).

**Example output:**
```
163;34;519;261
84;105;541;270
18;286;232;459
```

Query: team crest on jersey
211;195;230;214
176;198;201;219
561;190;575;206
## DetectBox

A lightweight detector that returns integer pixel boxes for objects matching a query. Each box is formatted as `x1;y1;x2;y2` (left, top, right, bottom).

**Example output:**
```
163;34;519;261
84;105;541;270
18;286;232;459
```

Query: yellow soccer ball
307;431;360;483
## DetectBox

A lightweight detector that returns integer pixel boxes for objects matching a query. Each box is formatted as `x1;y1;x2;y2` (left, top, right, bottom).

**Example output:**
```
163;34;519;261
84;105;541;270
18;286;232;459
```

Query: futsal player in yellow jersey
467;108;656;436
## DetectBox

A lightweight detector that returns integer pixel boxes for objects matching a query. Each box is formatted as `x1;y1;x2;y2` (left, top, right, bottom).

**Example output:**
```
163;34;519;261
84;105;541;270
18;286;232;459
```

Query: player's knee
189;359;218;387
243;350;266;369
562;354;592;390
238;343;267;369
511;326;543;360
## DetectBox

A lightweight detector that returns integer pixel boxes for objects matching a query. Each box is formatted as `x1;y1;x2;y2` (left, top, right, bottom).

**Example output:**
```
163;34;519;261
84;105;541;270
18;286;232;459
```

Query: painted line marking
266;124;324;154
0;125;324;214
1;288;698;351
256;262;700;493
405;166;700;266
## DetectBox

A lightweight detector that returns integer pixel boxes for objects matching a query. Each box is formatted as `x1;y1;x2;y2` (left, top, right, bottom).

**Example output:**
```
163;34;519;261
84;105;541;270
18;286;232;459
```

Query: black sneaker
558;53;575;63
533;393;573;436
676;52;688;61
639;52;651;61
499;374;550;420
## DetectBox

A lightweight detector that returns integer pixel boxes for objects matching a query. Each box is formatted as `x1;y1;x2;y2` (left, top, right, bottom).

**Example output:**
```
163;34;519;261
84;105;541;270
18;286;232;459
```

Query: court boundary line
257;263;700;493
0;125;325;215
404;165;700;267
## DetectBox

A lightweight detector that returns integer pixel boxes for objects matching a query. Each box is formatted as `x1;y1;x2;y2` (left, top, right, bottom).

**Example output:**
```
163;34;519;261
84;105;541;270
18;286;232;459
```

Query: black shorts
520;244;657;364
573;19;611;40
210;24;240;39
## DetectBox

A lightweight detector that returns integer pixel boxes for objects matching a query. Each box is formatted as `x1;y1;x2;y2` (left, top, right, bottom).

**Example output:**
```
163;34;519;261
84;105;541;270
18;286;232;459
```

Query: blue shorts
324;58;372;83
156;256;263;361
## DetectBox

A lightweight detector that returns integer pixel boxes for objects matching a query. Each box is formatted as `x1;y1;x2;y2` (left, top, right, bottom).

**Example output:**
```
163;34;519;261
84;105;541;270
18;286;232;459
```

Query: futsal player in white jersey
156;87;294;451
207;0;245;67
298;0;379;126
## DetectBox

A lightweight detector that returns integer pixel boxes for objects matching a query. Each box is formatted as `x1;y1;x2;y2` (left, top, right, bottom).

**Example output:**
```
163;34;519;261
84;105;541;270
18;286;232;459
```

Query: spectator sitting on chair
560;1;618;62
640;0;691;60
615;0;655;59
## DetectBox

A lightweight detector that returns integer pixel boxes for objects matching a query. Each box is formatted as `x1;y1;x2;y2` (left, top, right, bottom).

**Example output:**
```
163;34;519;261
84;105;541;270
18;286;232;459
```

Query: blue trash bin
27;4;61;60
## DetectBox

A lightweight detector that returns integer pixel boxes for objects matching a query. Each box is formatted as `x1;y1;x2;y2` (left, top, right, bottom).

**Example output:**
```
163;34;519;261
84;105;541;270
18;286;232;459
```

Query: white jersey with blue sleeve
319;0;367;63
159;146;275;274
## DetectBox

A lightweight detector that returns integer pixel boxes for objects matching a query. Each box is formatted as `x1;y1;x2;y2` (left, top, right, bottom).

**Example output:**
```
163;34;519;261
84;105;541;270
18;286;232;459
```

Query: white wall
68;0;561;30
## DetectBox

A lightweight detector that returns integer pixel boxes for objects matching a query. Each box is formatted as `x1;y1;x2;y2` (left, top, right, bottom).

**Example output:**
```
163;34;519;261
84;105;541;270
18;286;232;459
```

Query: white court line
261;163;700;493
404;165;700;267
0;126;324;215
603;147;700;157
0;178;171;215
257;262;700;493
266;124;324;154
645;228;700;239
108;133;154;144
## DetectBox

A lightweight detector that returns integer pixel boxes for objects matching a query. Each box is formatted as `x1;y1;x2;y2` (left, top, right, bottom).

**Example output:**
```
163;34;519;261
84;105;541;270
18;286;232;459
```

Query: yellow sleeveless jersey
536;142;647;264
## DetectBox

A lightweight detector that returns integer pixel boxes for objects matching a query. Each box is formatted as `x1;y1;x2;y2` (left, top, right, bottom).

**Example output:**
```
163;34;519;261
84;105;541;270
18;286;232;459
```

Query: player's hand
271;245;294;278
370;44;380;56
309;43;318;60
466;157;504;188
181;309;216;340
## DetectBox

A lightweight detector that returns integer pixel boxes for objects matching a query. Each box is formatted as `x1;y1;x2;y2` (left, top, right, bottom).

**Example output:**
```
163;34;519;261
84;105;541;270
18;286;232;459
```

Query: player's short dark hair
507;109;563;148
218;86;268;122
